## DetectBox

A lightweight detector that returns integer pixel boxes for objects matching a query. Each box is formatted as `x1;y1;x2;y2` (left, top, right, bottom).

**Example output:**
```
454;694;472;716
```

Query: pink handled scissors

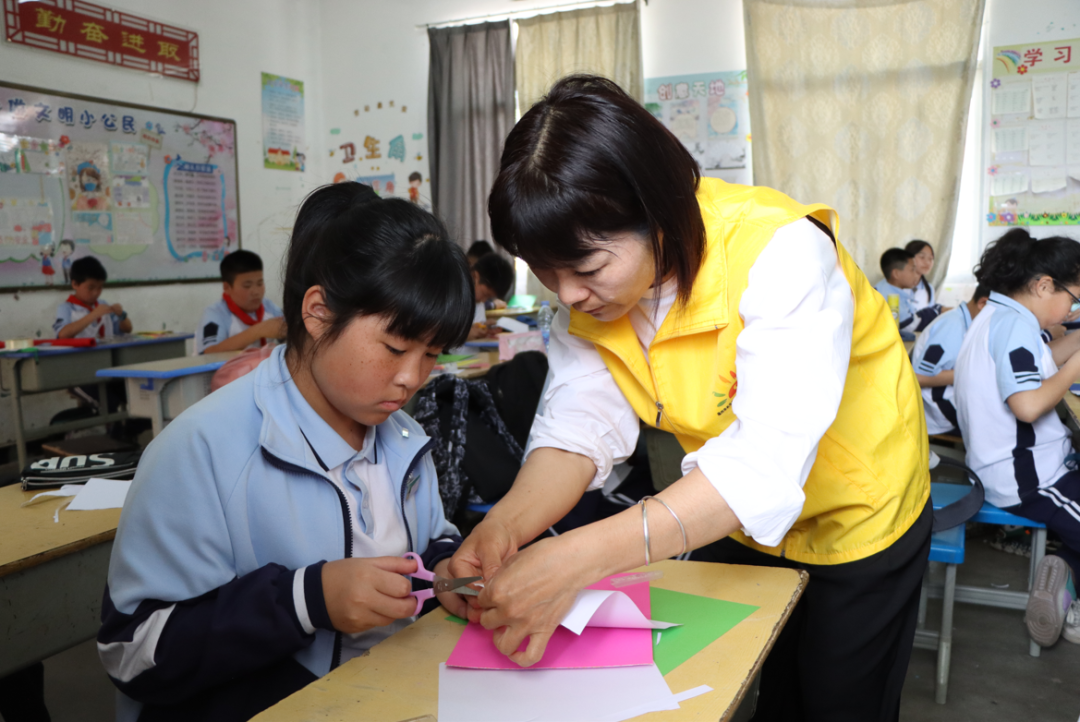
403;551;481;615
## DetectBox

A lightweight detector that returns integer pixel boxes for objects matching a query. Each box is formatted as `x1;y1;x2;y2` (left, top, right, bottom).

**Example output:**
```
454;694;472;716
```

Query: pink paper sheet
445;574;654;670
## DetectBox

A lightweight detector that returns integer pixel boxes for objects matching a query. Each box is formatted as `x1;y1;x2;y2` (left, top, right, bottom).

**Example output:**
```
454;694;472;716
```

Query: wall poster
261;72;305;172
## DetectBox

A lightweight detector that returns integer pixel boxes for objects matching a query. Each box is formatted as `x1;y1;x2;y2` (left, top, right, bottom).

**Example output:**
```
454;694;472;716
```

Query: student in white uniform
955;229;1080;648
196;250;285;354
874;247;921;339
910;284;989;435
98;183;476;720
906;240;944;329
54;256;133;339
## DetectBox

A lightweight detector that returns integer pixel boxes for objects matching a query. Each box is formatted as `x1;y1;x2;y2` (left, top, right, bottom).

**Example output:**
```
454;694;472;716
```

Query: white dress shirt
526;218;855;547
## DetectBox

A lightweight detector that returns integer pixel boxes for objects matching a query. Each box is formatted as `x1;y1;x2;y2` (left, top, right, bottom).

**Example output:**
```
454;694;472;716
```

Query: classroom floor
21;536;1080;722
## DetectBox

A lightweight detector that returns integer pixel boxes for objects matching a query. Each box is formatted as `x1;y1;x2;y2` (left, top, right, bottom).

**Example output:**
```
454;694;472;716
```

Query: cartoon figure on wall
294;152;306;172
40;243;55;285
59;239;75;284
408;171;422;203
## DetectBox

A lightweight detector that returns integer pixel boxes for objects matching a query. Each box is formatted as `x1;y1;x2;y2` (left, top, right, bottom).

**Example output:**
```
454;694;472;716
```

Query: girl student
905;239;944;330
954;228;1080;648
98;183;476;722
449;76;930;722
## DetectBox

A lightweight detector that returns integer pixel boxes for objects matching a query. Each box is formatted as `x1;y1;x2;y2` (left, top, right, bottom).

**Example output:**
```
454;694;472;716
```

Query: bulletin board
0;82;240;291
986;38;1080;227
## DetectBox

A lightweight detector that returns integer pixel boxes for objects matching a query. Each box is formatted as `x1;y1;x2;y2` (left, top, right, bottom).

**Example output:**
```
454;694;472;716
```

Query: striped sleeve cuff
292;562;333;635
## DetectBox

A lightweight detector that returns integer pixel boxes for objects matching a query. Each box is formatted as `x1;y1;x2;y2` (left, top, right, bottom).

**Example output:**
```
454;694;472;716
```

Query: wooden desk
486;306;539;317
0;483;120;677
1;334;191;467
97;351;239;436
1061;389;1080;443
254;560;807;722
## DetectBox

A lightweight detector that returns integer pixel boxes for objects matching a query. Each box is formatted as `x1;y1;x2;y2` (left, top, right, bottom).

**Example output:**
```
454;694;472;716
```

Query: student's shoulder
263;298;283;317
154;372;263;462
986;303;1041;358
201;298;230;318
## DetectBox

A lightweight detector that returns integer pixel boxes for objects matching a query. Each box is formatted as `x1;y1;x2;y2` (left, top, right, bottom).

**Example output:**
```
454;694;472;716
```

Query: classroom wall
0;0;326;446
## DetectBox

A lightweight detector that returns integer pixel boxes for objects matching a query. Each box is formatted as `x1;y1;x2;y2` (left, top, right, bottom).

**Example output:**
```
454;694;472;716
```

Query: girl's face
1026;275;1080;328
531;232;657;323
308;313;441;430
913;247;935;276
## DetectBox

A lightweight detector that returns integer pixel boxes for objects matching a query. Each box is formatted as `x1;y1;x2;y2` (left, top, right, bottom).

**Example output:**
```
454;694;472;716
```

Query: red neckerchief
223;293;267;346
67;294;106;338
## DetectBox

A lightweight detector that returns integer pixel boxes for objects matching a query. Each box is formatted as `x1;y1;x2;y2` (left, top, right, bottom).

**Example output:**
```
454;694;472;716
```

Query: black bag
930;454;986;532
21;451;142;490
413;352;548;516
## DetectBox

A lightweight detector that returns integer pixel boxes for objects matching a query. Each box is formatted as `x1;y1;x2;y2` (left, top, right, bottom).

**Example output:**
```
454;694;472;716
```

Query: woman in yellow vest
449;76;930;721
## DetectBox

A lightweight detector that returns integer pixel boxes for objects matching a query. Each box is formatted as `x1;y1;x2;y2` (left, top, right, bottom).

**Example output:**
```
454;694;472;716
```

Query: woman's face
309;312;441;427
531;232;656;323
913;246;935;276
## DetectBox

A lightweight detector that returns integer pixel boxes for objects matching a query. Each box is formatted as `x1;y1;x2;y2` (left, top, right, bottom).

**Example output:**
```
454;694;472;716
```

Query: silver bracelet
643;495;688;556
639;497;651;566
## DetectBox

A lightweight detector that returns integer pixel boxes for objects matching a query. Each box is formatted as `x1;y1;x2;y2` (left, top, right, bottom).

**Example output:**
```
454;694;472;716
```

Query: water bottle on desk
537;301;555;351
887;294;900;325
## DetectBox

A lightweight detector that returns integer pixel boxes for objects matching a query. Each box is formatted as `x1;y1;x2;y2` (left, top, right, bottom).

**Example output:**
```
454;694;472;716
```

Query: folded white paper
496;316;530;334
22;485;84;507
66;478;132;511
560;589;681;635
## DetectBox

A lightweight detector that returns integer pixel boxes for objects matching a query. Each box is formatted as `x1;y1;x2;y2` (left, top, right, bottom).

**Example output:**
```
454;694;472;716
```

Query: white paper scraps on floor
560;589;681;635
66;478;132;511
21;486;84;507
438;662;679;722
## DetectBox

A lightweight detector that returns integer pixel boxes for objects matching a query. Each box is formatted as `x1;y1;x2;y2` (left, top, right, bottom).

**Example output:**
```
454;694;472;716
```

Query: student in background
467;253;515;341
954;229;1080;648
54;256;132;339
910;284;989;436
906;240;944;329
196;249;286;354
466;240;495;267
874;247;921;338
98;183;476;721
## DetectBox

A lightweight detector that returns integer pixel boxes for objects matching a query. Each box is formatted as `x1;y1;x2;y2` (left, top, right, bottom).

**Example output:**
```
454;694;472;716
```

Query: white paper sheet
993;127;1028;154
1029;121;1067;166
1031;168;1068;194
992;83;1031;115
438;662;680;722
66;478;132;511
1033;73;1069;120
560;589;681;635
991;172;1029;197
496;317;530;334
21;485;83;507
1069;73;1080;118
1067;119;1080;166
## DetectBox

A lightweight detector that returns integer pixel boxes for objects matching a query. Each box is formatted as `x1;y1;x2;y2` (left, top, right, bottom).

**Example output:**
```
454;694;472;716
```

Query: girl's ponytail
974;229;1080;294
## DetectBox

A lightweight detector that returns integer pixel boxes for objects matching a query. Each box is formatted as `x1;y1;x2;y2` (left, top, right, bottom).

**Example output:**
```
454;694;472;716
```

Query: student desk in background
96;351;240;436
254;561;807;722
1;334;192;468
0;482;120;677
1061;386;1080;443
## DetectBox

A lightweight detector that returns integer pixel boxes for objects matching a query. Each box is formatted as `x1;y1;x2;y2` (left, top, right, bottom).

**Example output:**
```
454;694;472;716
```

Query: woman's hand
433;557;469;619
448;517;519;622
476;536;586;667
321;556;419;634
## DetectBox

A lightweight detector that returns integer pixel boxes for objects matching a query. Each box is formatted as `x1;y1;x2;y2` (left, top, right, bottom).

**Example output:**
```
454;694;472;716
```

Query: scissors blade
433;575;482;596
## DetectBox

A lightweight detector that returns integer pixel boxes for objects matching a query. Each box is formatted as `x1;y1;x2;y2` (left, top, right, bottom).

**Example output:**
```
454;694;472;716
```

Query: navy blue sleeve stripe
303;561;334;631
419;534;463;573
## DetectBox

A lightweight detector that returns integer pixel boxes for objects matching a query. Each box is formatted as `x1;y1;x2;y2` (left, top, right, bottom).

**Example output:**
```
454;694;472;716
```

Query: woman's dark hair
283;182;474;358
905;239;933;257
974;228;1080;295
488;74;706;306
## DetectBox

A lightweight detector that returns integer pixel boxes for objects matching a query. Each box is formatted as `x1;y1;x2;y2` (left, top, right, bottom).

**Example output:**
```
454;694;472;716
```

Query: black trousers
691;500;932;722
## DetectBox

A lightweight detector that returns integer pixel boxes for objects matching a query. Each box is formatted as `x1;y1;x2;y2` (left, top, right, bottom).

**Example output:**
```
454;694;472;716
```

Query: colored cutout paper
560;588;681;635
446;575;661;670
649;587;759;675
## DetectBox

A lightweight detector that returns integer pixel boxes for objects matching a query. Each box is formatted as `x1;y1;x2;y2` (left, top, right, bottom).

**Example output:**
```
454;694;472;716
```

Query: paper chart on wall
992;172;1029;197
993;84;1032;115
993;127;1027;154
1033;73;1068;120
1031;168;1068;194
0;198;53;246
1069;73;1080;118
1028;121;1067;166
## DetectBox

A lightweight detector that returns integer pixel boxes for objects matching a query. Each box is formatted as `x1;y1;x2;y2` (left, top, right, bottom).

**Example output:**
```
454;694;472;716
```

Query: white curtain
515;2;642;113
744;0;986;285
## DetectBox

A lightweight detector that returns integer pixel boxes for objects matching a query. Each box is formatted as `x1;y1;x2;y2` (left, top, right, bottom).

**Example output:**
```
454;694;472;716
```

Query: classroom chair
928;481;1047;658
914;523;965;705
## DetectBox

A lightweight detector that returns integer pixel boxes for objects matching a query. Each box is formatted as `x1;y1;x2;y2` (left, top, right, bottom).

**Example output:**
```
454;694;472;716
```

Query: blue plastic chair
930;482;1046;658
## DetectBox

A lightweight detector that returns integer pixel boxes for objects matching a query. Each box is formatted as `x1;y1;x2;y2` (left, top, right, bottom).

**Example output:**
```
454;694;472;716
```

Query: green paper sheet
437;354;474;363
446;614;468;625
650;587;759;675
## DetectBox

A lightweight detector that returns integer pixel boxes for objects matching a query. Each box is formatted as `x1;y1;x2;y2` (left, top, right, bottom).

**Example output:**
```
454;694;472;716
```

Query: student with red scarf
54;256;133;339
196;250;286;354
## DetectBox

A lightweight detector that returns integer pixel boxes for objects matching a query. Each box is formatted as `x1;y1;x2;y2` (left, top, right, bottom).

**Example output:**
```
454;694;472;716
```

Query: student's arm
1007;352;1080;423
109;304;133;334
1049;327;1080;367
202;317;285;354
57;304;110;339
916;370;954;388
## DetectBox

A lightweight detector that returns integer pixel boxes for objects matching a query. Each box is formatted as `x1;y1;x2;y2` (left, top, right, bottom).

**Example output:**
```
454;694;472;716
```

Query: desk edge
0;529;116;579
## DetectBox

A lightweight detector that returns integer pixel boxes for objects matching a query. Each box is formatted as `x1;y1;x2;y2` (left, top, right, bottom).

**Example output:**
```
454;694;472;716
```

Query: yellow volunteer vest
568;178;929;565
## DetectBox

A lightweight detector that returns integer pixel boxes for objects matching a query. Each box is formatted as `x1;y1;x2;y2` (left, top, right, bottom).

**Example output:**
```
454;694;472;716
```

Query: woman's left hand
476;536;587;667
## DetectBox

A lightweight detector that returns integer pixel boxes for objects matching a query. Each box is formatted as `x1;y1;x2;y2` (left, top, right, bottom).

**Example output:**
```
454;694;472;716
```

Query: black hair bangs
317;197;474;352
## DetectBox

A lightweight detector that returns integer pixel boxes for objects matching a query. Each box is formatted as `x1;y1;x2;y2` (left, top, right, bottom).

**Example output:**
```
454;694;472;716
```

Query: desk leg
150;380;167;437
11;359;27;470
